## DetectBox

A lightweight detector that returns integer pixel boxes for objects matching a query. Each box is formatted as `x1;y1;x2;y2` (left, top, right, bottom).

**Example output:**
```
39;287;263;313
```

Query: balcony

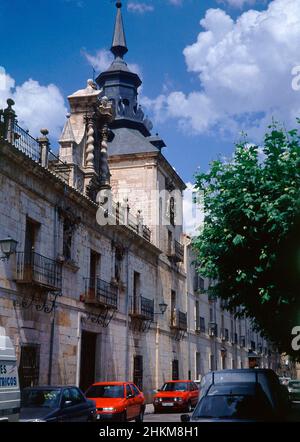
111;202;151;243
129;295;154;321
84;278;118;309
166;240;184;263
15;252;62;291
221;328;229;342
208;322;218;337
170;309;187;331
240;336;246;348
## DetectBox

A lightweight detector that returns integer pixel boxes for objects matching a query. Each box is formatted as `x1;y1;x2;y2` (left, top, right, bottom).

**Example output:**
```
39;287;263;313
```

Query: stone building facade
0;1;284;405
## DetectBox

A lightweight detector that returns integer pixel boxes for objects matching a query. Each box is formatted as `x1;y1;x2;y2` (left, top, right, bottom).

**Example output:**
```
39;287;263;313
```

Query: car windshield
193;394;273;420
85;385;124;398
162;382;188;392
289;382;300;389
21;389;61;408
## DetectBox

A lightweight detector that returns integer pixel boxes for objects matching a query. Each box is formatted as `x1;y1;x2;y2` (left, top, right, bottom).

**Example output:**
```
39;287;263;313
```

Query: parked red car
85;382;145;422
153;380;199;413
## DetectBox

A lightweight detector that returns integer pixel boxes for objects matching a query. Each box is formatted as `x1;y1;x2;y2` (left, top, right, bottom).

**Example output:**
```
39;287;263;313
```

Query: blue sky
1;0;299;184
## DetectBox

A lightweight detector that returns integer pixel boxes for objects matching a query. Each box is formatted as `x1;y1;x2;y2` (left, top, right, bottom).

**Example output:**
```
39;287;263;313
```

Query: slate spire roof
111;2;128;59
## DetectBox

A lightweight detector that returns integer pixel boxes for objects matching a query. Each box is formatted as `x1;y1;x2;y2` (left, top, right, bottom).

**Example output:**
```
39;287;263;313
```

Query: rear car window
86;385;124;398
214;373;256;384
162;382;188;392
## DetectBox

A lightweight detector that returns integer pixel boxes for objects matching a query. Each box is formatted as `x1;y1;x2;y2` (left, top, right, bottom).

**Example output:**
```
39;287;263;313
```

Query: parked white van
0;327;20;421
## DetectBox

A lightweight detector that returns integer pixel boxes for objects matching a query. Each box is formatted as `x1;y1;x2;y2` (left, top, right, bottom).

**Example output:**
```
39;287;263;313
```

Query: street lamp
158;301;168;315
0;237;18;261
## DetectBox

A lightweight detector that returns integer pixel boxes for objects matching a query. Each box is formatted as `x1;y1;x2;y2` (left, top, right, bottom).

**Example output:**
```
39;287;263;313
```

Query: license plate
162;402;174;407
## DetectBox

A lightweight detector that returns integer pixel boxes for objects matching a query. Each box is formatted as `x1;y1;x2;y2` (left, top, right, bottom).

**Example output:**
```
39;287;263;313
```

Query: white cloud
168;0;183;5
127;2;154;13
82;49;114;73
143;0;300;141
0;68;67;139
217;0;258;8
183;182;204;237
82;48;143;82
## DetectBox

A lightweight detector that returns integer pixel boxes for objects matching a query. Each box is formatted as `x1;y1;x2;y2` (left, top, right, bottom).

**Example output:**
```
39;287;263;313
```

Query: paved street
144;412;192;423
143;402;300;422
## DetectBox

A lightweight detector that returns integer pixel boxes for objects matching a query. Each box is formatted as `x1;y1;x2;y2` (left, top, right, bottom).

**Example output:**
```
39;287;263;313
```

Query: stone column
37;129;50;168
85;114;95;172
99;123;111;189
3;99;16;144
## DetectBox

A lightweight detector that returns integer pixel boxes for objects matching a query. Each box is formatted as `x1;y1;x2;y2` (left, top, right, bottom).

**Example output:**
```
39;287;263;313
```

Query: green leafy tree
193;121;300;358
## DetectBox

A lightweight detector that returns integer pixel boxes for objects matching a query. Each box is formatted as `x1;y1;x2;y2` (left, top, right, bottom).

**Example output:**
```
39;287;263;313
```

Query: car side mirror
127;393;134;399
63;400;73;408
181;414;190;422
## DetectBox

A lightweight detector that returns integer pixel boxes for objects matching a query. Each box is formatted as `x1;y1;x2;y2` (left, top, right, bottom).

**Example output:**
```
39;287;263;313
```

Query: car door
58;388;87;422
130;384;143;418
125;384;135;420
191;383;199;406
69;387;91;421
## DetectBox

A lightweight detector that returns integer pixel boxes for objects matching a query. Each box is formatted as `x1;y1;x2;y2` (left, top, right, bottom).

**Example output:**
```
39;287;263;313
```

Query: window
167;230;172;254
169;197;175;226
196;352;201;380
200;317;205;333
133;355;143;391
126;385;132;398
194;274;205;292
63;218;73;260
172;360;179;381
85;385;124;398
210;354;215;371
130;384;141;396
133;272;140;313
195;301;200;330
19;344;40;389
70;388;85;404
88;251;100;299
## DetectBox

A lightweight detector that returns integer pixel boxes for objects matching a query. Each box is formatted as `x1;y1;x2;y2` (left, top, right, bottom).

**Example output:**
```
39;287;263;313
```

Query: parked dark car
181;382;276;422
287;380;300;402
197;369;290;419
20;386;96;422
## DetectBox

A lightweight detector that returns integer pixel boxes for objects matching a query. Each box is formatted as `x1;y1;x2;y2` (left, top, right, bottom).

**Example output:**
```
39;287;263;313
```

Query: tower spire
111;1;128;59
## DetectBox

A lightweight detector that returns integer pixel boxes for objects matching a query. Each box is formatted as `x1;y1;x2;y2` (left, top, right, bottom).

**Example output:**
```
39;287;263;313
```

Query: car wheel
135;407;144;423
120;411;127;422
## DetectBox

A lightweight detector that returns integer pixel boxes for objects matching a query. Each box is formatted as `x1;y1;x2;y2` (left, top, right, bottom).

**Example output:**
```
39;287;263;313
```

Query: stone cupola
96;1;152;136
58;79;115;200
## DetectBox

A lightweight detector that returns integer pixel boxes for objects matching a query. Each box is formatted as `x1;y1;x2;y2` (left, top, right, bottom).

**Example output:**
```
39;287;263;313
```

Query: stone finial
87;79;97;90
40;128;49;137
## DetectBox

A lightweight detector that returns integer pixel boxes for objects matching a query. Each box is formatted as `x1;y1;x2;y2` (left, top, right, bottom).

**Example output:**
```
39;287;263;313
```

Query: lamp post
0;237;18;261
157;301;168;315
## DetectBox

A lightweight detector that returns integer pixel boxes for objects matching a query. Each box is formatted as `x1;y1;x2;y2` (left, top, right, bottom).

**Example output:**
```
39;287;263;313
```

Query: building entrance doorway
80;331;97;392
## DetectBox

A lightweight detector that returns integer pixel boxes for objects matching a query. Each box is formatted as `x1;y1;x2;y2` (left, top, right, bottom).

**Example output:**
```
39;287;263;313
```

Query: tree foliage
193;121;300;357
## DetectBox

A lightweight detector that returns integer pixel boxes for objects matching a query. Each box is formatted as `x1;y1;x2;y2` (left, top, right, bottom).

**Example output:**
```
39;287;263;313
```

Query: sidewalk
145;403;154;415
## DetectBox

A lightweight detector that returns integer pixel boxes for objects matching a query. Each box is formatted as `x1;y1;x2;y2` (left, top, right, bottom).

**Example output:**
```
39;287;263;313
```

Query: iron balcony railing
129;295;154;321
15;251;62;290
170;309;187;331
48;151;70;183
13;122;41;162
1;101;69;183
85;278;118;309
166;240;184;262
111;202;152;243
